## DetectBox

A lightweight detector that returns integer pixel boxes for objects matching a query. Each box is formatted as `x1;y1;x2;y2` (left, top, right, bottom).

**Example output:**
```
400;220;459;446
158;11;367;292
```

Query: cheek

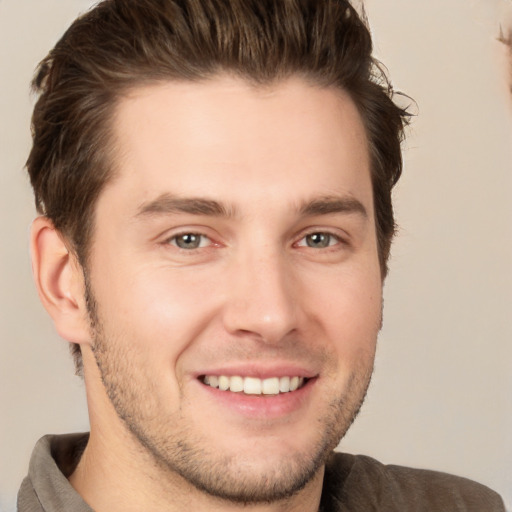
306;265;382;359
89;266;223;408
92;262;222;359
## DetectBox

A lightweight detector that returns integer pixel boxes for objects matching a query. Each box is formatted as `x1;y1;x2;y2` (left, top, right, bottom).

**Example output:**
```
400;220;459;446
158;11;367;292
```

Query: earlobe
30;217;91;345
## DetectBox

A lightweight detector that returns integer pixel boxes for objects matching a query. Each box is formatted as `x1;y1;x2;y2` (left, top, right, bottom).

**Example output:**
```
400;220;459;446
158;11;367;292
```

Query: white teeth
262;377;280;395
229;376;244;392
279;376;290;393
218;375;230;391
244;377;262;395
202;375;306;395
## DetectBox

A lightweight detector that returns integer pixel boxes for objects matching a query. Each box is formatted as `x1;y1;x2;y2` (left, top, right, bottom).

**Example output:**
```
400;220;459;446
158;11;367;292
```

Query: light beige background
1;1;511;510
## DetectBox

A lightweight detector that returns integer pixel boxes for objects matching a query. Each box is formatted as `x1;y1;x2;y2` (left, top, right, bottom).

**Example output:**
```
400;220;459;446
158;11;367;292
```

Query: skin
32;76;383;512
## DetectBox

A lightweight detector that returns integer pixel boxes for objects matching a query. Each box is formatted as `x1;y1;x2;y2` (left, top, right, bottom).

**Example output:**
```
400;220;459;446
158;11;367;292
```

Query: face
84;76;382;503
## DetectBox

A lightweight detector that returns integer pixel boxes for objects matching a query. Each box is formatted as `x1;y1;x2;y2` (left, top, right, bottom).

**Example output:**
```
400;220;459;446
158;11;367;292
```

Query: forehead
104;76;372;217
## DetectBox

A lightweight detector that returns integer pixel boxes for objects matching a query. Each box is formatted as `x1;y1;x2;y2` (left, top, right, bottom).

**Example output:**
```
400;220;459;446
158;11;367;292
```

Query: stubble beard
85;280;374;505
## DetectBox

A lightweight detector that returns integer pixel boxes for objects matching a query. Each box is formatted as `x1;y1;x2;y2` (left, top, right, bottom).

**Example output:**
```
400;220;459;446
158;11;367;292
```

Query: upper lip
193;363;319;380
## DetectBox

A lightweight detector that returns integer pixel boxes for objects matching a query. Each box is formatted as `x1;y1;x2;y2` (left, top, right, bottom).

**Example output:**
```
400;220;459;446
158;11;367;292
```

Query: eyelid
294;228;349;248
167;232;212;249
296;234;339;248
159;226;219;249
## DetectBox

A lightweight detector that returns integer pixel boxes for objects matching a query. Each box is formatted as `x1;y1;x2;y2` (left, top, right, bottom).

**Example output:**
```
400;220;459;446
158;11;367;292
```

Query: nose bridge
222;240;298;343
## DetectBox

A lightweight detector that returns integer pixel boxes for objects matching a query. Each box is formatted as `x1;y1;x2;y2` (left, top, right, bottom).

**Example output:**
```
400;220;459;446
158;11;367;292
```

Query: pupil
307;233;329;248
177;234;199;249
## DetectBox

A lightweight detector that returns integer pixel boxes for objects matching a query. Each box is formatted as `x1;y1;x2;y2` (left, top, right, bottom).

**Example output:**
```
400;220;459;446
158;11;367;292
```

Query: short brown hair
27;0;410;373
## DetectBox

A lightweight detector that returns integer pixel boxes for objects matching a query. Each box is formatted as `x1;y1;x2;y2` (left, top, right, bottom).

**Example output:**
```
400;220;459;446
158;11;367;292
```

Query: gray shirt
18;433;505;511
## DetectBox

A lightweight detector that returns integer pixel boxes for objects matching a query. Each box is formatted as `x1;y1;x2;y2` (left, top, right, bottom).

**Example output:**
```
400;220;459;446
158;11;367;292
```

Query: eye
297;232;340;249
169;233;210;250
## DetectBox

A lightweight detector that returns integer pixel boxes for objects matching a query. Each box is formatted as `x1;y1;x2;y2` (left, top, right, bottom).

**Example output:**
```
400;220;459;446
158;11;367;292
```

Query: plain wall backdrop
1;1;511;510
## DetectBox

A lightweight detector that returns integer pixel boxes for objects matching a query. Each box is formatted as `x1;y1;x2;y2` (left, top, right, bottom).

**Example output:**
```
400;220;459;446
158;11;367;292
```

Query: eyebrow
298;196;368;218
135;194;236;219
135;193;367;220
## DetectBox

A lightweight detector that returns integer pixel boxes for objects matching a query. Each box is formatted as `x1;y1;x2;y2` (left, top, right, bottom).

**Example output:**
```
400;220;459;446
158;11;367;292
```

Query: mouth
200;375;309;396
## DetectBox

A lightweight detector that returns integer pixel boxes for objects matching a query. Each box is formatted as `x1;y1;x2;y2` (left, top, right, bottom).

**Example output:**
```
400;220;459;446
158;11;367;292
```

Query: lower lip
197;378;317;419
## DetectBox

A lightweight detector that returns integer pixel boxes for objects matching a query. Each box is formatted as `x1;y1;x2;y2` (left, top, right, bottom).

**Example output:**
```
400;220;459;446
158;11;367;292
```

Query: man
17;0;505;510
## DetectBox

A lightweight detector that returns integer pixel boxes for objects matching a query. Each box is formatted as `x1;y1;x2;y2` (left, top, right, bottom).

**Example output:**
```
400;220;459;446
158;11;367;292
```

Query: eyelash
164;229;346;252
166;232;213;250
295;231;344;250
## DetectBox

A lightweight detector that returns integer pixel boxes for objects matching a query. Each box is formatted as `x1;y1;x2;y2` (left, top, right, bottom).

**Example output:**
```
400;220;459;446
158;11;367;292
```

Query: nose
221;248;298;344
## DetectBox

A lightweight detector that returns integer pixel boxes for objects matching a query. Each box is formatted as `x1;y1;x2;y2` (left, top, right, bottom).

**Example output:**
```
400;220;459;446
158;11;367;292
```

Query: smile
201;375;307;395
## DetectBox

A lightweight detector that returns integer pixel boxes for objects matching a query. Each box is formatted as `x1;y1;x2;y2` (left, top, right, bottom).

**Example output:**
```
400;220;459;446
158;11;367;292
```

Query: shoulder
321;452;506;512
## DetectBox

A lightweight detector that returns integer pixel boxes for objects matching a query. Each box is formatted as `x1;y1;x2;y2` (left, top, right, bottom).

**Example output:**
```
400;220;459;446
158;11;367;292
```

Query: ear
30;217;91;346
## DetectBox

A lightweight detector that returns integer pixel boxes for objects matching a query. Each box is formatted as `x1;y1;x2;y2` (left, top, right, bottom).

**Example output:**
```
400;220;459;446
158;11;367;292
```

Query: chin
160;437;332;504
127;395;354;505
